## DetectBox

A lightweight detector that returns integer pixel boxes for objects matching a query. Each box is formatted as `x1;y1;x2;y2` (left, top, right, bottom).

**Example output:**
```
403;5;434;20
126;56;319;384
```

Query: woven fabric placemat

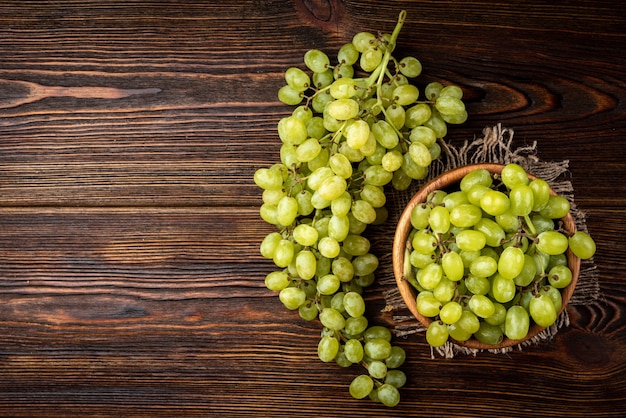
376;124;599;357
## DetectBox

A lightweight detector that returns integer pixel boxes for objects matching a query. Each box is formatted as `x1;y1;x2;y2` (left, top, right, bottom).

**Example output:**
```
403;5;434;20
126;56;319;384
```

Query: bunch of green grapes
254;11;467;406
404;163;596;347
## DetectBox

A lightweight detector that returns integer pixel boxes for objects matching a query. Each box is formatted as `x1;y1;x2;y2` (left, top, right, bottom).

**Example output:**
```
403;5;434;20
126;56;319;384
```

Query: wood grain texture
1;0;625;416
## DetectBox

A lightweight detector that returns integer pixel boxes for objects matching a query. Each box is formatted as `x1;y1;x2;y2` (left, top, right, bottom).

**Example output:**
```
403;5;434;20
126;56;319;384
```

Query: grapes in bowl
392;163;596;349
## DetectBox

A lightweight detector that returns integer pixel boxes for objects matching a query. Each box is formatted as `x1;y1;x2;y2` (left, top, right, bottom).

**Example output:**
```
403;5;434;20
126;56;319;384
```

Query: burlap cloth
376;124;600;358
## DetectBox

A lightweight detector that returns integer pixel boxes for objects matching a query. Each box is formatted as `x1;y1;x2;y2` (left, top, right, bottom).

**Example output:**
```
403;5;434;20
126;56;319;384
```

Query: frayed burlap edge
379;124;600;358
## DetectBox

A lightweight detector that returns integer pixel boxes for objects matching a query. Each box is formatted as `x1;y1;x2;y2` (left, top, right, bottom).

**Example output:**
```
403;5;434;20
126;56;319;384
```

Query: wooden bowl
392;163;581;349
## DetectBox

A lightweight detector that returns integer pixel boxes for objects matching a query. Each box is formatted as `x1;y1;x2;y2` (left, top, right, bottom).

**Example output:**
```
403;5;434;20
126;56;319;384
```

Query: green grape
295;137;321;162
264;271;290;291
332;257;355;282
382;150;404;172
530;214;554;234
318;236;340;258
328;214;349;242
364;164;393;186
326;98;359;120
439;85;463;99
426;320;449;347
399;56;422;78
412;231;437;254
385;104;406;130
408;141;432;167
338;42;359;65
449;203;482;227
529;178;551;211
377;384;400;407
317;273;340;295
474;322;503;346
500;163;529;188
385;346;406;369
312;68;334;89
295;250;317;280
352;199;377;224
330;191;352;217
429;205;451;234
509;184;534;216
495;210;520;233
435;95;465;116
498;246;525;279
548;265;572;289
278;85;303;105
360;46;383;72
344;339;364;364
345;316;368;336
408;124;436;146
468;294;496;318
513;254;538;287
279;287;306;310
539;195;571;219
455;230;487;252
319;307;346;331
306;116;326;139
448;322;472;342
349;374;374;399
364;338;392;360
334;64;354;80
490;273;516;303
480;189;511;216
505;305;530;340
460;168;493;191
474;218;505;247
537;231;569;255
415;292;442;317
441;251;465;281
260;231;283;258
372;120;399;149
424;81;443;100
485;302;507;326
254;167;283;190
318;335;339;362
529;293;557;327
344;292;366;317
361;184;387;208
540;285;563;312
439;301;463;324
410;204;431;230
273;239;295;268
469;255;498;278
343;235;371;256
316;174;348;201
568;231;596;259
285;67;310;91
393;84;419;106
299;300;319;321
457;309;481;334
367;360;387;379
353;253;379;276
442;190;468;210
304;49;330;73
465;274;490;296
344;119;370;149
352;31;376;52
385;369;407;388
417;262;443;290
278;115;308;145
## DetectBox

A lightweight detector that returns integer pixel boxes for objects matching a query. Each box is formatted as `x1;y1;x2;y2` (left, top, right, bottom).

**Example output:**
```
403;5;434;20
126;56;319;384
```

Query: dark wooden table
1;1;624;416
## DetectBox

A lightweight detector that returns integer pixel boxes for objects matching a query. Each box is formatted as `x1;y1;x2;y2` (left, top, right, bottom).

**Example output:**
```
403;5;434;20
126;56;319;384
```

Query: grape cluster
404;163;596;347
254;11;467;406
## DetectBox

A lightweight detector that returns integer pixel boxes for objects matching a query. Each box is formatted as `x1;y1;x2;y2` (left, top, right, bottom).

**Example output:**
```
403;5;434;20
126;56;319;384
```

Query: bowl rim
392;163;581;349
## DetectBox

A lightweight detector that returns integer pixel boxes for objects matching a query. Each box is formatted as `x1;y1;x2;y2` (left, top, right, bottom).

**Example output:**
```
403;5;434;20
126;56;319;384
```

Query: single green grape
318;335;339;362
304;49;330;73
349;374;374;399
426;320;449;347
568;231;596;259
